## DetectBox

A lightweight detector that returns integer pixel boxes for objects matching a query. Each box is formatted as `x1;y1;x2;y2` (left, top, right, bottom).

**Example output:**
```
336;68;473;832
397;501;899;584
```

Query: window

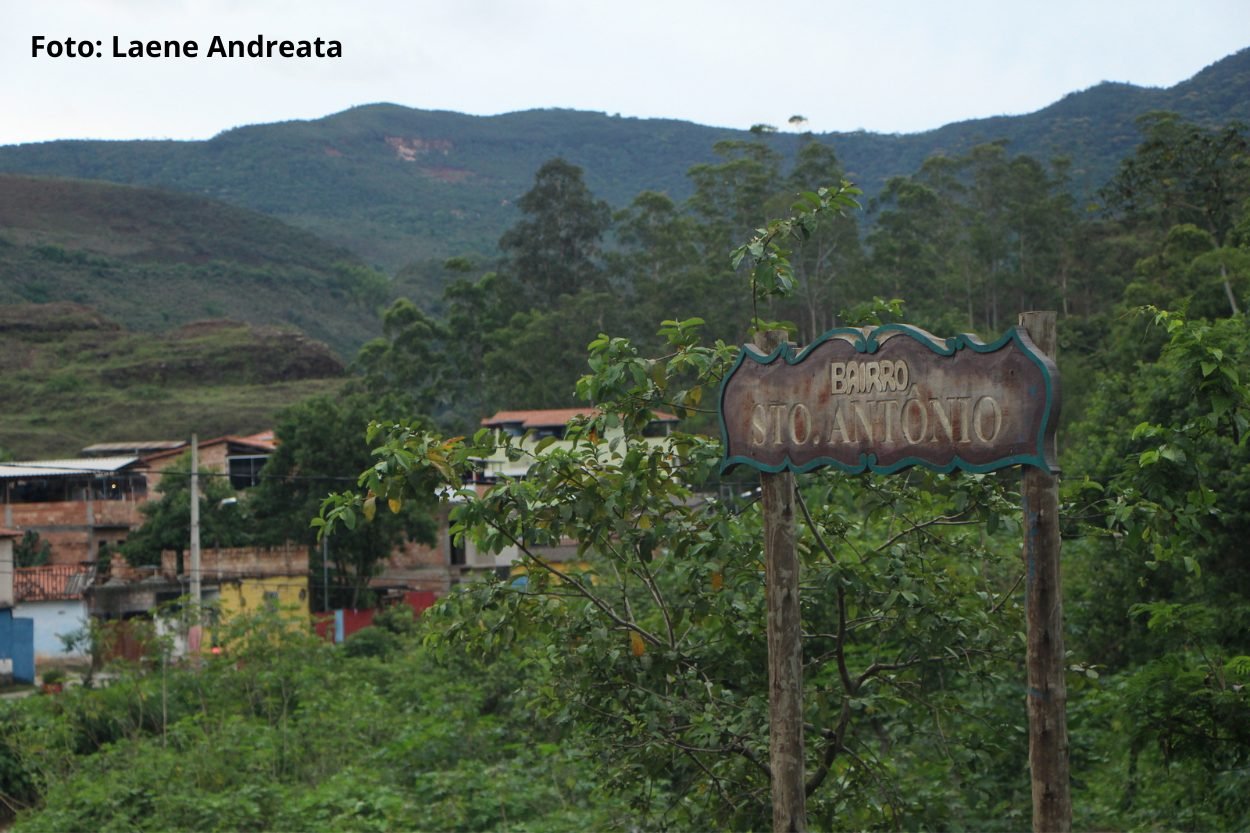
227;455;269;489
642;421;674;438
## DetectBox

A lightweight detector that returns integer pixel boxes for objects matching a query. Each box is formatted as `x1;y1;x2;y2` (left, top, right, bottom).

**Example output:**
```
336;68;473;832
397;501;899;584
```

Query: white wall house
458;409;678;574
13;566;92;660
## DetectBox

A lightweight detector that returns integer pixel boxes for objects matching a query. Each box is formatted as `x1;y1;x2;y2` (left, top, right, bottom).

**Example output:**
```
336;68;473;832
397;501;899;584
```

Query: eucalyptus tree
776;140;865;341
498;157;613;307
1103;115;1250;316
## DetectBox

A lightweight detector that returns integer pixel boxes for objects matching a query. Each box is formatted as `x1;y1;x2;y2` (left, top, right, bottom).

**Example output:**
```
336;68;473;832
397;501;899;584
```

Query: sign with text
719;324;1060;475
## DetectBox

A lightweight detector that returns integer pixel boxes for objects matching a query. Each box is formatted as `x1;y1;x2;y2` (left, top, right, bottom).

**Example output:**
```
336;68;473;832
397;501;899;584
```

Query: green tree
13;530;51;568
684;138;786;341
1064;308;1250;829
121;453;250;568
769;140;865;341
249;392;438;610
3;604;620;832
1104;113;1250;247
498;157;612;306
608;189;706;349
867;145;1078;332
353;297;458;421
479;290;623;409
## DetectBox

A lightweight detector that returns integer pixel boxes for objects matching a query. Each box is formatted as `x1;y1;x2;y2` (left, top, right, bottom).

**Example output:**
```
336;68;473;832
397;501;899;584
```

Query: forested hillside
0;48;1245;273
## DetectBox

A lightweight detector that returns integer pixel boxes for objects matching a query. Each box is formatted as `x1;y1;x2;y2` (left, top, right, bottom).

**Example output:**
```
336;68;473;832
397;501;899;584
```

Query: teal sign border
718;323;1060;475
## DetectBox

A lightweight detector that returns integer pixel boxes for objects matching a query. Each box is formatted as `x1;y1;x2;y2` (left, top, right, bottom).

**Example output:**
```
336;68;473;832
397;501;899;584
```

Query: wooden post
1018;311;1071;833
755;330;807;833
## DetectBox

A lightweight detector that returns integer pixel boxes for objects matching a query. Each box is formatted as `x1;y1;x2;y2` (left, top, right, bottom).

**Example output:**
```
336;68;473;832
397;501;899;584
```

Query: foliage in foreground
321;299;1036;830
0;607;618;832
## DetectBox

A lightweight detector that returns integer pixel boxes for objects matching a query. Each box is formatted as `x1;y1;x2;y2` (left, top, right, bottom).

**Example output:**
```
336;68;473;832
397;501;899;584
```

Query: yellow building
214;574;308;623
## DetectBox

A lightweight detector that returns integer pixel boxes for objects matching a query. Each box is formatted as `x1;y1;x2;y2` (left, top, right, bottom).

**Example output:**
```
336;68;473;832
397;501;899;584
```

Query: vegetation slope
0;174;387;358
0;48;1245;273
0;303;346;459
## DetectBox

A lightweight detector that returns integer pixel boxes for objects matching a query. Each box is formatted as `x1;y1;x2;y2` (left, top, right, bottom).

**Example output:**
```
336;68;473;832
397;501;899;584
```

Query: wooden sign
719;324;1059;475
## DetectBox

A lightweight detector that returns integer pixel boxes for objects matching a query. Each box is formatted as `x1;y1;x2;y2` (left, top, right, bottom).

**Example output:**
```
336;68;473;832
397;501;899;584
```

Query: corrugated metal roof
0;456;140;480
82;440;186;455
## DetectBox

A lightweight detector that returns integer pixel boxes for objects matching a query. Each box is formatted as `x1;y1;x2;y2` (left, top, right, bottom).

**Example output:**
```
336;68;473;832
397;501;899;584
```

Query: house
0;455;149;567
0;432;279;569
417;408;679;577
477;408;676;480
137;431;278;491
159;544;309;624
12;565;92;661
1;434;286;661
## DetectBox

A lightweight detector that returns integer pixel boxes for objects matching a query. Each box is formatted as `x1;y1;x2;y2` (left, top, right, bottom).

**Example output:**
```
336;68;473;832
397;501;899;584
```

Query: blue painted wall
0;608;36;684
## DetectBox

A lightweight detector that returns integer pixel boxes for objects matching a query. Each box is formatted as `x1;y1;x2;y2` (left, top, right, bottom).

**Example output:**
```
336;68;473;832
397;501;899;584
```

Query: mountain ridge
1;47;1246;271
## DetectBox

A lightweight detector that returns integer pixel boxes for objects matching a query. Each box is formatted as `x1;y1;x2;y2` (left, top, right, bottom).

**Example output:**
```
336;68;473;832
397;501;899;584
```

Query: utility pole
755;329;807;833
189;434;201;606
1019;311;1071;833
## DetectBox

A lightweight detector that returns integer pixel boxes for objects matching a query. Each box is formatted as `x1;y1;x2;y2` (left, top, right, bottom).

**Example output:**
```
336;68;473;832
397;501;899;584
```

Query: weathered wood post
754;329;807;833
1018;311;1071;833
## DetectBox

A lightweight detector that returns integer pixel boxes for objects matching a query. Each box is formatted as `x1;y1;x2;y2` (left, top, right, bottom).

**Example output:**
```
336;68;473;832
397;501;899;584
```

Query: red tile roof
233;430;277;450
138;431;276;465
14;566;92;602
481;408;678;428
482;408;597;428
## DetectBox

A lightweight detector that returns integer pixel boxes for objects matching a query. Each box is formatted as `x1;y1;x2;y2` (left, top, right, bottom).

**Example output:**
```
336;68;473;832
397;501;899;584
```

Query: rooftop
482;408;678;429
82;440;186;456
14;565;94;602
0;456;141;481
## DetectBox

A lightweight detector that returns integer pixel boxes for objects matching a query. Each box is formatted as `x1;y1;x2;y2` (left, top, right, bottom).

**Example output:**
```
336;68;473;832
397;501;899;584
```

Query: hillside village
0;408;678;680
2;48;1250;831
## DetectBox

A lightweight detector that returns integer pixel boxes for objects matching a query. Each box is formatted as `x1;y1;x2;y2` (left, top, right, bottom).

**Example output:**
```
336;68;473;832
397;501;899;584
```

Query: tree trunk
1222;261;1241;316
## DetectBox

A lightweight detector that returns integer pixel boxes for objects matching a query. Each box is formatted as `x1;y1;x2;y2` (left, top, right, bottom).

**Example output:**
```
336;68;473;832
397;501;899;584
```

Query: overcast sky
3;1;1248;147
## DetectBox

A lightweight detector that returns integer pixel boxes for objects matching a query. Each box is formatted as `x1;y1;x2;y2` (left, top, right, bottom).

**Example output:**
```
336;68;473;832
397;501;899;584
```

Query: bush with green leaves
5;604;617;832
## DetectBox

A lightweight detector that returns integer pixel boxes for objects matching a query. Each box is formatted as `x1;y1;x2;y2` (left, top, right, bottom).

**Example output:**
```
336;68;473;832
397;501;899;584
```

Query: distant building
0;432;279;569
424;408;679;576
0;433;289;662
138;431;277;491
0;455;149;567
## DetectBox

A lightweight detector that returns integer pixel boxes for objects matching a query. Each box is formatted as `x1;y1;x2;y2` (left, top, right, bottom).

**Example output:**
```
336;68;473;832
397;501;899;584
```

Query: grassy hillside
0;48;1245;273
0;303;348;459
0;174;387;358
